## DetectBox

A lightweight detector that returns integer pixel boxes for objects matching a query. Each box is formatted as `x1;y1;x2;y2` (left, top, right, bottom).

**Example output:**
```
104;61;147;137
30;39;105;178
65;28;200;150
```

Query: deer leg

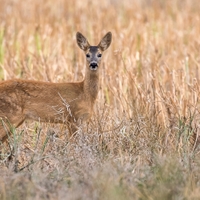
67;121;79;138
0;118;12;143
68;112;91;138
0;126;9;143
0;116;25;143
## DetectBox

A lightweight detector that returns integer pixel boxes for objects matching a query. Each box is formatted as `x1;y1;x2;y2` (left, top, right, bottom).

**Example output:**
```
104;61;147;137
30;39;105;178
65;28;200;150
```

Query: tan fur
0;32;112;142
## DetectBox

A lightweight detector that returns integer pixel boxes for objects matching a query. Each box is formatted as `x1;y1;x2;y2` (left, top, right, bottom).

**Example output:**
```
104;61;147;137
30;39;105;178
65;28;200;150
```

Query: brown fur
0;32;112;142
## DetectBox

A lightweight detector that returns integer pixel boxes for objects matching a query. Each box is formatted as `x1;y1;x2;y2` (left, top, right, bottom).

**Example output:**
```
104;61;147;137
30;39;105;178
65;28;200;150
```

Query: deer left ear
76;32;90;51
98;32;112;51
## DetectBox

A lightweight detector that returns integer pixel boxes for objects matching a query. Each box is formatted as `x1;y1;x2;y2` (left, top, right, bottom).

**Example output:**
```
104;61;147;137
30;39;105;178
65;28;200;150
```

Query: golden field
0;0;200;199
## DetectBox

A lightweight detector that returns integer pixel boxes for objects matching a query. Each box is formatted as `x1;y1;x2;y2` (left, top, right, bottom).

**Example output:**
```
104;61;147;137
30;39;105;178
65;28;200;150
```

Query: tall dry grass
0;0;200;199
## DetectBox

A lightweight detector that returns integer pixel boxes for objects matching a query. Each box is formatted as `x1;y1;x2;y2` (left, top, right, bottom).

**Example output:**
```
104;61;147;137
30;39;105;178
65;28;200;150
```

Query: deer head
76;32;112;71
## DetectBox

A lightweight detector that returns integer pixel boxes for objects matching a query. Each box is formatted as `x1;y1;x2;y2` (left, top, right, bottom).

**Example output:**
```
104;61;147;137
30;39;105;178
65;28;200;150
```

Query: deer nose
90;62;98;70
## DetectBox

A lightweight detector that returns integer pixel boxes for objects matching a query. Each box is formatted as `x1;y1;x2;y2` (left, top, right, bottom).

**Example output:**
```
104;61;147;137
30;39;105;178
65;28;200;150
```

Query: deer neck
83;70;99;103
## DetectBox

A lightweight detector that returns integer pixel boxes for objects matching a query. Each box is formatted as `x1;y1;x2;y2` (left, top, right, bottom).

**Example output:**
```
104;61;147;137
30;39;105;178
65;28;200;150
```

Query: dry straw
0;0;200;199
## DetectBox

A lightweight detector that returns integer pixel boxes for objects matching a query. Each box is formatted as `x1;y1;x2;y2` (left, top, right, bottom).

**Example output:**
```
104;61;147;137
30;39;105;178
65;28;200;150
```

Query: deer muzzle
89;62;98;70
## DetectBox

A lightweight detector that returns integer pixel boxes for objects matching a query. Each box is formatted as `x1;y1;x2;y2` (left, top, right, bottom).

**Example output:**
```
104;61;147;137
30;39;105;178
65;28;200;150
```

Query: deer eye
97;54;102;58
86;54;90;58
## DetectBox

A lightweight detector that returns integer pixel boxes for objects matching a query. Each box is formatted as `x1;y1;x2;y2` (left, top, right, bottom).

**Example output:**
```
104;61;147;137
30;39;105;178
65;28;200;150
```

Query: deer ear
98;32;112;51
76;32;90;51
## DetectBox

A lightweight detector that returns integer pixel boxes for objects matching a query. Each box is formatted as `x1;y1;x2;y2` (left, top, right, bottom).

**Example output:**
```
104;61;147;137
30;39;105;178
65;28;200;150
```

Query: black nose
90;63;98;69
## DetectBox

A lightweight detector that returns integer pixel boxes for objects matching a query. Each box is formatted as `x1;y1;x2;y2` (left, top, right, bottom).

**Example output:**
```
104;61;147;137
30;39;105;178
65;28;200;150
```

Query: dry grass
0;0;200;199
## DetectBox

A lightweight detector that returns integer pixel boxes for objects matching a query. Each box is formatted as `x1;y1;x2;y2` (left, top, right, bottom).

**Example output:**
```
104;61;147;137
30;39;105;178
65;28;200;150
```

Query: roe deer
0;32;112;142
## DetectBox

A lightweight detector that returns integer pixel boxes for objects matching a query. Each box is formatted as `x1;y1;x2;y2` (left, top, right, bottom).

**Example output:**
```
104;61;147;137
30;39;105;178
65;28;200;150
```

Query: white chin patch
90;66;98;70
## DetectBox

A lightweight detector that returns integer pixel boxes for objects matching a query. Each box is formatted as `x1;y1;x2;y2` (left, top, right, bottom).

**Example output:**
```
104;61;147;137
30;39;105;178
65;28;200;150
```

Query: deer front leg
67;122;79;138
67;112;90;138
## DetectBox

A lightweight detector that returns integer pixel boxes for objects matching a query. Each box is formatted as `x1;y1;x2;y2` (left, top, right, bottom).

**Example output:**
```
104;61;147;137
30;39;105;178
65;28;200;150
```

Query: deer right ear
76;32;90;51
98;32;112;51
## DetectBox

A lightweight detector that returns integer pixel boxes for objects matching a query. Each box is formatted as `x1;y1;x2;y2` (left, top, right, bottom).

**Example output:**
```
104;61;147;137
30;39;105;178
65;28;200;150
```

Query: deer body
0;32;112;142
